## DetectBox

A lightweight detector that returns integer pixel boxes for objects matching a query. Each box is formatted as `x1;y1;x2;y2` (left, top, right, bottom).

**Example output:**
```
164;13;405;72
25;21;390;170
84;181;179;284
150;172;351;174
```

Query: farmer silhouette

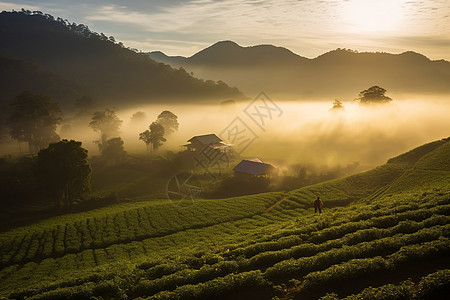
313;196;323;214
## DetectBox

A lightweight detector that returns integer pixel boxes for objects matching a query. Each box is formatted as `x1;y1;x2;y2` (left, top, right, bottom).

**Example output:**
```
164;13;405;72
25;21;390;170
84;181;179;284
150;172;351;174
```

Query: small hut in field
233;158;278;178
184;133;231;153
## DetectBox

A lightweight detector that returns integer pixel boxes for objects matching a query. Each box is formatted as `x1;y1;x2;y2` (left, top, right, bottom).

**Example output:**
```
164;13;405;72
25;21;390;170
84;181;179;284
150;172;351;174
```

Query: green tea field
1;138;449;299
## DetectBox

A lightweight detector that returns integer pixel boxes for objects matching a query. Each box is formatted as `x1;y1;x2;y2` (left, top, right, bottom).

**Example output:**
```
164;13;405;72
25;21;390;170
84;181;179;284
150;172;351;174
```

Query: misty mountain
148;41;450;99
0;11;245;111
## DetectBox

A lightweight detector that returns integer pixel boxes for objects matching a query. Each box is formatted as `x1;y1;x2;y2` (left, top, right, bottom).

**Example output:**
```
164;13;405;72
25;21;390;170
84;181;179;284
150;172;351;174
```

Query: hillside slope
0;11;245;109
0;137;449;299
148;41;450;99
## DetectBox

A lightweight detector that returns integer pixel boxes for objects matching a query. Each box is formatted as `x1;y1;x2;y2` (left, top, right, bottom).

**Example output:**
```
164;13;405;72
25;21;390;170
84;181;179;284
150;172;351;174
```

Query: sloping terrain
0;11;245;110
0;137;448;299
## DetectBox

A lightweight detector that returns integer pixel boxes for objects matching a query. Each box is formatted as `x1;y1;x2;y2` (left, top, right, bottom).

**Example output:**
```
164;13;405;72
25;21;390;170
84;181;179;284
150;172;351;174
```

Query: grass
0;137;449;299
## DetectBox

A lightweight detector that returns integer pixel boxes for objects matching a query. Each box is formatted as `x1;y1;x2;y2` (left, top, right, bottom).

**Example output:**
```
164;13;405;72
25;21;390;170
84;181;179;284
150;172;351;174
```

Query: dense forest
0;10;245;108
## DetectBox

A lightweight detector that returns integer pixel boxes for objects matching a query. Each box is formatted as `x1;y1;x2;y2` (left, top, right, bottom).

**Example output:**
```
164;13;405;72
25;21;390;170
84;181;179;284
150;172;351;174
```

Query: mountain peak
189;40;305;66
210;40;241;48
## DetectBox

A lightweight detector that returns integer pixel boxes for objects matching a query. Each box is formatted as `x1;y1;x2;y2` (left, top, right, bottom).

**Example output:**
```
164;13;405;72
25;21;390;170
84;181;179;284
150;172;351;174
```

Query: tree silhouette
148;122;166;153
157;111;179;135
139;130;152;154
88;109;122;149
37;140;91;208
7;91;62;154
357;86;392;104
331;99;344;110
100;137;127;165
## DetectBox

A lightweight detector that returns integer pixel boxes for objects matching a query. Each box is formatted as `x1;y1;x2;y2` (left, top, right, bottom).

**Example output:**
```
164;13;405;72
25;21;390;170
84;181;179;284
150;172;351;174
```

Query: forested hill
0;11;245;109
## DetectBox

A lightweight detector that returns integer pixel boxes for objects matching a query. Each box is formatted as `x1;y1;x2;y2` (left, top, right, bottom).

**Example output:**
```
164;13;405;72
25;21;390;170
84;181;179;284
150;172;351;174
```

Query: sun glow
340;0;406;34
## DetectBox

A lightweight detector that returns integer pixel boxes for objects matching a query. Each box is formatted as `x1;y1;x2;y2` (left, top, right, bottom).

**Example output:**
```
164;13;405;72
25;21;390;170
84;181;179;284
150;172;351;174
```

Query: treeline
0;10;245;110
9;9;128;49
0;90;185;214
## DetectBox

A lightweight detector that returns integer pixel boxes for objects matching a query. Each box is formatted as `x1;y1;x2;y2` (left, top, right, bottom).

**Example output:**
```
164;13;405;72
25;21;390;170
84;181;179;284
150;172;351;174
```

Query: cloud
0;0;448;59
0;1;38;11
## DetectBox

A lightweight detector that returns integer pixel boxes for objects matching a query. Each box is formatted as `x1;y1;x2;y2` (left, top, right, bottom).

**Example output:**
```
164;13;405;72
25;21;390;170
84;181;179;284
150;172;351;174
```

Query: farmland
0;137;449;299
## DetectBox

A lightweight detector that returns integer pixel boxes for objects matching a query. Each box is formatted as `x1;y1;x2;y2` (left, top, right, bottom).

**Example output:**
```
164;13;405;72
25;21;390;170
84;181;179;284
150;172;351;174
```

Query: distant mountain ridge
150;40;307;67
0;11;245;112
148;41;450;99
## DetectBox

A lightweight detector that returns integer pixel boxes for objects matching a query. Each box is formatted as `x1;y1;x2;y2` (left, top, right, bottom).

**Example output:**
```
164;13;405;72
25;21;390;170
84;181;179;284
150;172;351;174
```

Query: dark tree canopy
7;91;62;154
139;130;152;154
157;111;179;135
146;122;166;153
358;86;393;104
89;109;122;148
331;99;344;110
100;137;127;165
37;139;91;208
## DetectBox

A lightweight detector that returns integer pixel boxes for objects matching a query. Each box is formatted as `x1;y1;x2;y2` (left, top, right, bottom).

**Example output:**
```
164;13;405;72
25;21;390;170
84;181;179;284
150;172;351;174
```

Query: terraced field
0;138;449;299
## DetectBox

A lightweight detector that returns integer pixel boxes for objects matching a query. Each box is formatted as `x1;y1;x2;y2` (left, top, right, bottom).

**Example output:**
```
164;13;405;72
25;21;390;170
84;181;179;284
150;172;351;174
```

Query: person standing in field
313;196;323;214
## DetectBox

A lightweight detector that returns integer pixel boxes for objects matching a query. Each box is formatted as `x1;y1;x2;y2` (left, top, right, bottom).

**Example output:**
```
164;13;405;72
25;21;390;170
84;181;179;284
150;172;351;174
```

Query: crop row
0;193;281;268
327;269;450;300
141;236;450;299
8;228;448;299
222;203;449;260
117;224;449;298
2;199;448;294
222;190;449;257
297;238;450;297
136;237;449;300
0;205;296;297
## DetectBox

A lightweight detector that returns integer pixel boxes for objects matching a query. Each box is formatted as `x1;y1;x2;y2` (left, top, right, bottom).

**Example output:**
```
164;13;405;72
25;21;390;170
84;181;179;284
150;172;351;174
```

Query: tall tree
139;130;152;154
157;111;179;135
101;137;127;165
149;122;166;153
7;91;62;154
88;109;122;149
357;86;393;104
37;140;91;208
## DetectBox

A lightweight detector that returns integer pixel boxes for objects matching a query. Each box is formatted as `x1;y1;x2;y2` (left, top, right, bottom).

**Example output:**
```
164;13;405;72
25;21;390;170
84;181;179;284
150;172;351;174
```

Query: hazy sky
1;0;449;60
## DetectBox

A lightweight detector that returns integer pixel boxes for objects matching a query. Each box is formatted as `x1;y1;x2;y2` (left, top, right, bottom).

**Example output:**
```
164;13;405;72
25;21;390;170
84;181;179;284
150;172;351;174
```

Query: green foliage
387;138;448;166
328;269;450;299
6;91;62;154
416;269;450;299
0;138;449;299
37;139;91;208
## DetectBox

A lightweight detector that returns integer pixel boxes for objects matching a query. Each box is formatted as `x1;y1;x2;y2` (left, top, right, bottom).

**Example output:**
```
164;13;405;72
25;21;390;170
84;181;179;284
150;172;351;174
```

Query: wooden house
184;133;231;152
233;158;277;178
